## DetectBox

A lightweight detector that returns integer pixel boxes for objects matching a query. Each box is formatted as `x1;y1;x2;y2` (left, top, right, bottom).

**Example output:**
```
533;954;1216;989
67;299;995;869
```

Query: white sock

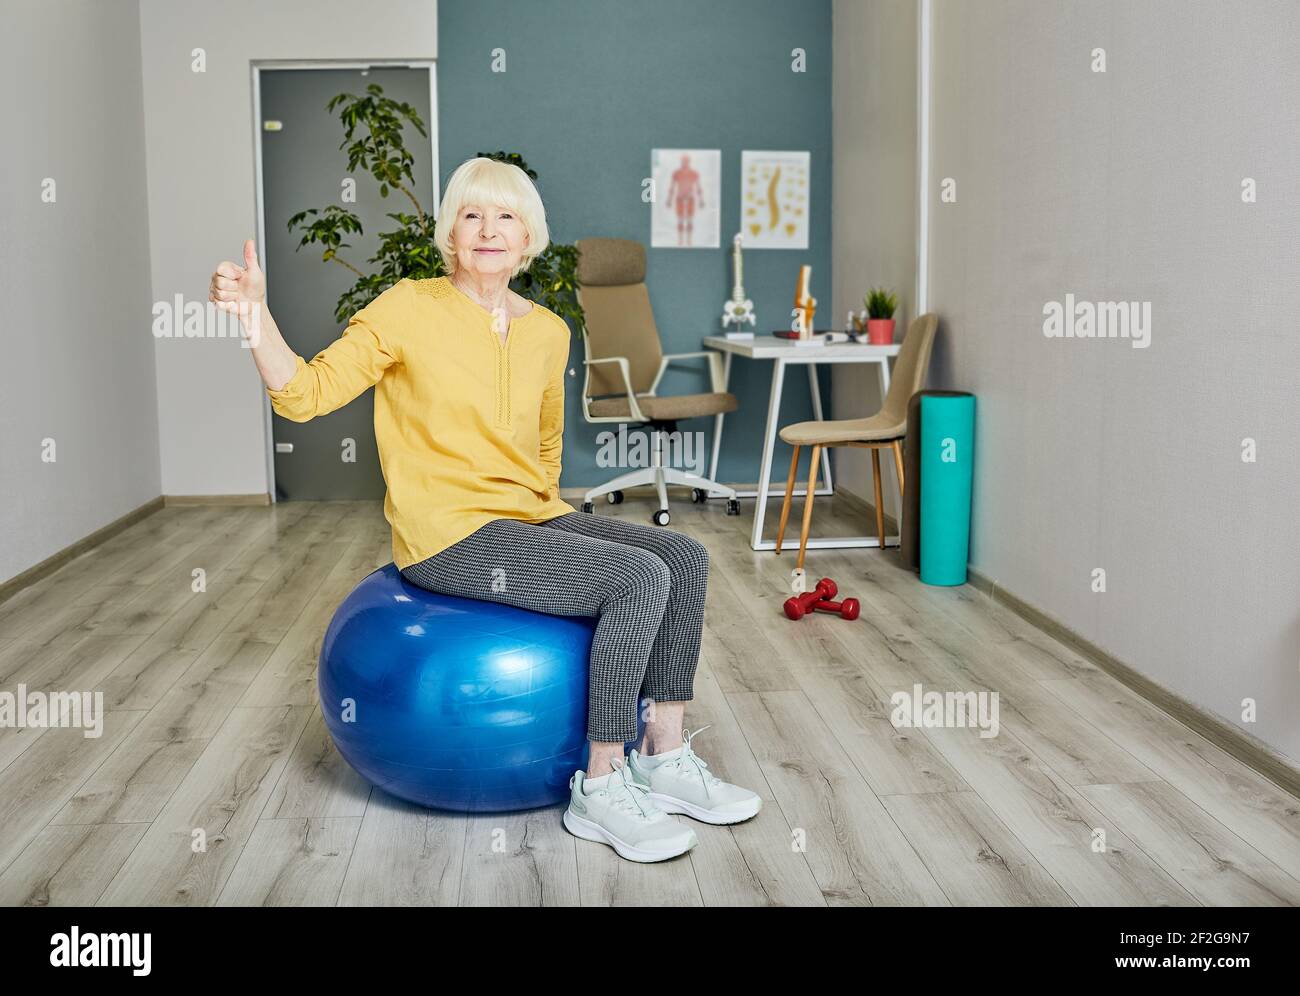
582;772;612;793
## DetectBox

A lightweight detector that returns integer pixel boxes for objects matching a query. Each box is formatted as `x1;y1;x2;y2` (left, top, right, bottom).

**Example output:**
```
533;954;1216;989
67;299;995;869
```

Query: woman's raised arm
208;239;298;390
209;239;402;422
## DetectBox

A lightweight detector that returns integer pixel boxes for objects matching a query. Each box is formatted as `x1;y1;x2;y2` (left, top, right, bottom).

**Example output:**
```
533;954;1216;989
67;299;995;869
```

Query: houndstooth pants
399;512;710;742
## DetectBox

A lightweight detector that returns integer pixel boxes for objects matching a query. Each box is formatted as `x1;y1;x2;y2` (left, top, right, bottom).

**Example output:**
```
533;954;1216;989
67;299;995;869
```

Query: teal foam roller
919;393;975;586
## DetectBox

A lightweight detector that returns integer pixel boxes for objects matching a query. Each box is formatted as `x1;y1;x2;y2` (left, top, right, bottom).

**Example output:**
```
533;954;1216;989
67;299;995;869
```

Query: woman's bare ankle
640;700;687;756
586;741;625;778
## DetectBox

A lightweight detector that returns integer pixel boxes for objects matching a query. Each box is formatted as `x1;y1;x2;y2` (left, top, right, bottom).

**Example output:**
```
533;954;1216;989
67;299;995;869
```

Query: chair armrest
652;350;726;394
583;355;649;422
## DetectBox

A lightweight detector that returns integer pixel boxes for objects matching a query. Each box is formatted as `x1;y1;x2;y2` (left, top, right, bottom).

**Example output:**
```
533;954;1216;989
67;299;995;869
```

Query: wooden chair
775;313;939;569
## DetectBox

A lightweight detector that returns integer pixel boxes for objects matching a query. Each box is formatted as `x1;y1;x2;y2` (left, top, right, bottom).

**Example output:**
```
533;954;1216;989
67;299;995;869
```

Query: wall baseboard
164;493;271;506
966;567;1300;801
831;485;900;534
0;495;165;606
2;493;271;603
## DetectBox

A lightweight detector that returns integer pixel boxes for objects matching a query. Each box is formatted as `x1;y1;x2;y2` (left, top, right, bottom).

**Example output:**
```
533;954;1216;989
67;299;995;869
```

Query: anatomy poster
740;150;810;249
651;149;720;248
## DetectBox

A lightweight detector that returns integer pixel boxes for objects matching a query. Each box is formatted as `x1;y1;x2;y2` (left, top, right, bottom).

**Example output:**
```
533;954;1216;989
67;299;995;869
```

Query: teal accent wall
438;0;833;491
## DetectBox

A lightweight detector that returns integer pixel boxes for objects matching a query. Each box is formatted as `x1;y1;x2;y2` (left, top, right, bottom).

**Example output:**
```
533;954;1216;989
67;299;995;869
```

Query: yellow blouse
265;275;577;569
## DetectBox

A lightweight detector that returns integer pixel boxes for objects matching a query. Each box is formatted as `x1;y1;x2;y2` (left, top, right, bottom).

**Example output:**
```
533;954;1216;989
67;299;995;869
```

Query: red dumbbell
811;596;861;621
784;578;837;620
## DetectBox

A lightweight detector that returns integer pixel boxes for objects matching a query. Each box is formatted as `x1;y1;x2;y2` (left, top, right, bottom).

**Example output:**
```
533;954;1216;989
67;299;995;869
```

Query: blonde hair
435;157;549;278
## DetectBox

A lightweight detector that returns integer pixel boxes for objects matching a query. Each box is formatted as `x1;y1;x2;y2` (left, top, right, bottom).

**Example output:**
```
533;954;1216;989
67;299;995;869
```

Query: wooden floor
0;493;1297;906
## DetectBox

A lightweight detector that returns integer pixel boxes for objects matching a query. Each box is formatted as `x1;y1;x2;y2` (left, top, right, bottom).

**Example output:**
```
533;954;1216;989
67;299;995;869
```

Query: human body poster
651;148;720;248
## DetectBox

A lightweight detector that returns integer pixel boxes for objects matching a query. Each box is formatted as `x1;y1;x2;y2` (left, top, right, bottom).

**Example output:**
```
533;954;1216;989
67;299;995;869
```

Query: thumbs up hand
209;239;267;325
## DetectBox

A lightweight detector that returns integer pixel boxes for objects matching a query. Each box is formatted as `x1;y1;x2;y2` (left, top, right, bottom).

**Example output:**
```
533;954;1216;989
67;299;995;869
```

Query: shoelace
663;726;723;799
601;759;665;822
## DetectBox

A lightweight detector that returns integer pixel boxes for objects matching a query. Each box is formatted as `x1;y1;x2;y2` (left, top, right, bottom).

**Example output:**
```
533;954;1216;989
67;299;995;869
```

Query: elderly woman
209;157;759;863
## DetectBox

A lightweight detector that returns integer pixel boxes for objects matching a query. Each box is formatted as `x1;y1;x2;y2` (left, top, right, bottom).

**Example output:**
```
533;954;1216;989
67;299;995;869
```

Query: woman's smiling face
451;203;529;278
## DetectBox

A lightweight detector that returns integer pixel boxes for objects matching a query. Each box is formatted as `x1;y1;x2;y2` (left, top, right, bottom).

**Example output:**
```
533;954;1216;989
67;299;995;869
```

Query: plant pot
867;318;896;345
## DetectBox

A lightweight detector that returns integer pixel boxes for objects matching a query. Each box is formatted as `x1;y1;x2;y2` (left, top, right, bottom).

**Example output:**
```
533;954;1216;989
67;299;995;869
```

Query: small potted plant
864;288;898;344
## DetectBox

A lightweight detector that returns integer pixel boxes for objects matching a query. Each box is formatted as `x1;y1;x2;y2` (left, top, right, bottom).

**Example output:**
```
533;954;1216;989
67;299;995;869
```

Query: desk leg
750;358;786;550
707;352;732;495
807;363;834;494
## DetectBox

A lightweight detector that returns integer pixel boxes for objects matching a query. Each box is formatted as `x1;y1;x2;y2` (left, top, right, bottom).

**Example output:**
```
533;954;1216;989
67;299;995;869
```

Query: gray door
260;67;434;500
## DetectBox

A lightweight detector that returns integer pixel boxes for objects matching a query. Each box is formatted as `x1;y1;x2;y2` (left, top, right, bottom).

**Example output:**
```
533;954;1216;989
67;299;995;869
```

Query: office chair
574;237;741;526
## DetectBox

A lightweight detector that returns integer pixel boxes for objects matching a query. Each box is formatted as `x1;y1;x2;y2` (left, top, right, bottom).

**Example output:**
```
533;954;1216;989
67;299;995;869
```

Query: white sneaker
628;726;762;825
563;759;698;863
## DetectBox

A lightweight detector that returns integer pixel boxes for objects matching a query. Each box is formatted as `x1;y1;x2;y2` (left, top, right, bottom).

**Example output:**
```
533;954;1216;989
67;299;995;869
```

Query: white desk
702;334;901;552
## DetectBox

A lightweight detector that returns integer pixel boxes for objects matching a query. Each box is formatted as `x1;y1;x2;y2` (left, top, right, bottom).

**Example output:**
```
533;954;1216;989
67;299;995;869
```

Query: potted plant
287;84;583;329
864;288;898;344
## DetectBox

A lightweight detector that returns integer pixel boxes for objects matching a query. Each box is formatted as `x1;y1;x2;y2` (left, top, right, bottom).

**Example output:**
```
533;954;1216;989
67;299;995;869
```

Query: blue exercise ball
319;563;643;813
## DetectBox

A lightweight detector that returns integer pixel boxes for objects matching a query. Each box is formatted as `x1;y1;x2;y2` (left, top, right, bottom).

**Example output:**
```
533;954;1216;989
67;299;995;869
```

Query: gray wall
0;0;159;583
927;0;1300;763
830;0;917;515
137;0;439;499
438;0;835;490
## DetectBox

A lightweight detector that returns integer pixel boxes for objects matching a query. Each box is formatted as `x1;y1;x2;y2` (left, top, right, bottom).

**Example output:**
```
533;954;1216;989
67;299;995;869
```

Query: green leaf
286;83;584;332
865;286;897;319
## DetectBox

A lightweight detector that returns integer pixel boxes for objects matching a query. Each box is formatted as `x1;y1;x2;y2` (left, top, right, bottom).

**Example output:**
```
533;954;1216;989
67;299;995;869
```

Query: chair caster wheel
581;502;594;514
606;490;624;505
691;488;707;504
726;499;740;516
652;509;671;527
